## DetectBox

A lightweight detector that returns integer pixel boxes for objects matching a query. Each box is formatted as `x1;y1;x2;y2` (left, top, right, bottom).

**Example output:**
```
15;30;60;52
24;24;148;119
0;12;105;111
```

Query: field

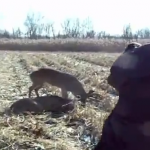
0;37;146;149
0;49;121;150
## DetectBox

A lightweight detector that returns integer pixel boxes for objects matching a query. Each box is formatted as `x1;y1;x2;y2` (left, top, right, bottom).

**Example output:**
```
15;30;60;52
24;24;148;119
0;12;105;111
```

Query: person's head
108;43;150;98
123;42;142;53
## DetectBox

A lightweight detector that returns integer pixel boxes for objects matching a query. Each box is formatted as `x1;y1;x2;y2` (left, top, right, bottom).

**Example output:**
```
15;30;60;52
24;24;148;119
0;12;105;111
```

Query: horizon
0;0;149;35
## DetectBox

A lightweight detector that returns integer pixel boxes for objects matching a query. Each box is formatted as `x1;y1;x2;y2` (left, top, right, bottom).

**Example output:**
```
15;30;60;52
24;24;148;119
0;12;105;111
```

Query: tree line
0;12;150;42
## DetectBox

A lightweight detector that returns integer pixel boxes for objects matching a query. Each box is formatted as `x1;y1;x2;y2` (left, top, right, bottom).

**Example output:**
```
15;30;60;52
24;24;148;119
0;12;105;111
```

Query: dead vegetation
0;38;148;53
0;50;119;150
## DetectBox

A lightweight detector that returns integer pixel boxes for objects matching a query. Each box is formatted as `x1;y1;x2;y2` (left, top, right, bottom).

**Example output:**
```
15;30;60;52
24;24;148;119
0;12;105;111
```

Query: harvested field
0;50;119;149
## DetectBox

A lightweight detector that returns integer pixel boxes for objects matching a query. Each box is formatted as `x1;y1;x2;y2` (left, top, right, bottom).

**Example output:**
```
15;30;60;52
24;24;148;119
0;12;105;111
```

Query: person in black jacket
94;43;150;150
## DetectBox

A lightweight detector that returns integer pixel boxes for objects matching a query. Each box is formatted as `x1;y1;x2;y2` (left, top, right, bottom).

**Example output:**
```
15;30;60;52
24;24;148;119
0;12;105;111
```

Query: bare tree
12;28;23;39
44;22;55;39
24;12;44;39
122;24;133;43
0;11;150;41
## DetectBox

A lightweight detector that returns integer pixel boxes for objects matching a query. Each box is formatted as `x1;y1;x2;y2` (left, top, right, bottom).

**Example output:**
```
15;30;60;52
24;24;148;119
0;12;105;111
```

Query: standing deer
28;68;94;105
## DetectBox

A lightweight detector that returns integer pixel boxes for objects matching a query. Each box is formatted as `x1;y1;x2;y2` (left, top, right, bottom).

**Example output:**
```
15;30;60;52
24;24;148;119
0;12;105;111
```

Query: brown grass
1;37;145;149
0;38;149;52
0;37;140;149
0;49;120;149
2;38;148;149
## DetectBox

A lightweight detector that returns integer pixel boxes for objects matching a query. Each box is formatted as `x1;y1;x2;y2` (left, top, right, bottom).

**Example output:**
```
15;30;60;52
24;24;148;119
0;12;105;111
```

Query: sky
0;0;149;35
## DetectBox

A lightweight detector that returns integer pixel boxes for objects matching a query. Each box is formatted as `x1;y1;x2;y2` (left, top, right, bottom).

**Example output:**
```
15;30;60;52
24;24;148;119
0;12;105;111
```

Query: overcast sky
0;0;149;34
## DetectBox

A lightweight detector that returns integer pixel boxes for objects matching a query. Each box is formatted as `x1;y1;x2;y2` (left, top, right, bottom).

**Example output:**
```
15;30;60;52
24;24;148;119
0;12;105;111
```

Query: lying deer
28;68;94;105
9;98;43;115
8;95;75;115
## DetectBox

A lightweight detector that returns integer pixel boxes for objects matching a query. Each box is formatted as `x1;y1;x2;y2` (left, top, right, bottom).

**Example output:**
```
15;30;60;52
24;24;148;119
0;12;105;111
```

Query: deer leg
61;88;68;99
34;88;40;97
34;85;43;97
29;85;34;98
29;83;41;98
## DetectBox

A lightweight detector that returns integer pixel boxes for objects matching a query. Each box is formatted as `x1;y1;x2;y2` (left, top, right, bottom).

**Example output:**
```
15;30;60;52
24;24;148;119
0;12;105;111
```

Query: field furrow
0;53;28;105
68;52;119;67
0;51;118;150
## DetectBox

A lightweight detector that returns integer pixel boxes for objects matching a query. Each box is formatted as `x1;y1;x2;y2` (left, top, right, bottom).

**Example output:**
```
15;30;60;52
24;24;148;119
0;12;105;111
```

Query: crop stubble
0;51;117;150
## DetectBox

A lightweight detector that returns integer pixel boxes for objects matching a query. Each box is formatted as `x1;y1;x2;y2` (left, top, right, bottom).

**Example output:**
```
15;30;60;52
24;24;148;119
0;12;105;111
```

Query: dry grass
0;38;148;52
0;49;120;150
1;38;149;149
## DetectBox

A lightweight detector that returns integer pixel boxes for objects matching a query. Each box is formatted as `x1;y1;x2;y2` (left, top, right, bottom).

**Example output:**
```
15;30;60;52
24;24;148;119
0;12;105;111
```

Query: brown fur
9;98;43;115
9;95;74;115
28;68;94;104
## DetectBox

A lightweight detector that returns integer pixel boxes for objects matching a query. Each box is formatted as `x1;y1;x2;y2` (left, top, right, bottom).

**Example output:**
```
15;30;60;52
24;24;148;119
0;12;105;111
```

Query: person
123;42;142;53
94;42;150;150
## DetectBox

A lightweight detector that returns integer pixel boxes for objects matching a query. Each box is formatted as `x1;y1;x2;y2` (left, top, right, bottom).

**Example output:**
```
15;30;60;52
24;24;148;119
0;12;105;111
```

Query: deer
9;98;43;115
7;95;75;115
28;68;94;106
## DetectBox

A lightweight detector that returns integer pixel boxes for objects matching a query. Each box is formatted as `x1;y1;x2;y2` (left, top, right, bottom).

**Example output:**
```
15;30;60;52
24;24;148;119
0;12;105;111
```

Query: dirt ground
0;51;120;150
